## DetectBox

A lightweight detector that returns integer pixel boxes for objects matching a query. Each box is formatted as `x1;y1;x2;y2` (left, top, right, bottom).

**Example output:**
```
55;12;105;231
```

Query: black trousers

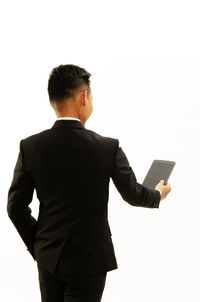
37;262;107;302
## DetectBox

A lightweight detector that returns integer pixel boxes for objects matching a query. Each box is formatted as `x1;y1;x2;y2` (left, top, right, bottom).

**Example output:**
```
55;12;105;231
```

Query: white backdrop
1;1;200;301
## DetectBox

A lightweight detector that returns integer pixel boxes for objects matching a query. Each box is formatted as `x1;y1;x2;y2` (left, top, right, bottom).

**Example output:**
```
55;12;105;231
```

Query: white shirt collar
56;117;81;122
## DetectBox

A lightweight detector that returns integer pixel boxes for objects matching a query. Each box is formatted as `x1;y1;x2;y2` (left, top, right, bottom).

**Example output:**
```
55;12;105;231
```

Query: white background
1;0;200;301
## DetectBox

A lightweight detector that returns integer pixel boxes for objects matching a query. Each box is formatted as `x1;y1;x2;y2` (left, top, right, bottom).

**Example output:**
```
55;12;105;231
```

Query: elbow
7;203;12;218
7;204;18;220
121;191;142;207
7;206;14;219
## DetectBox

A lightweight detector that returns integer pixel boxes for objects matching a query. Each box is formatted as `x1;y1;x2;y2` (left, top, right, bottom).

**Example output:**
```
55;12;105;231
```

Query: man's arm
7;139;37;260
111;139;161;208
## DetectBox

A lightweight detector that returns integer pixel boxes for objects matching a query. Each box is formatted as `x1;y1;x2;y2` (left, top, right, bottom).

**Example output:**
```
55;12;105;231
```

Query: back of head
48;64;92;103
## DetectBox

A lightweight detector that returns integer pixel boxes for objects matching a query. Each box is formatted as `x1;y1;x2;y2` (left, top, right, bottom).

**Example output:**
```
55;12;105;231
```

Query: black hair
48;64;91;102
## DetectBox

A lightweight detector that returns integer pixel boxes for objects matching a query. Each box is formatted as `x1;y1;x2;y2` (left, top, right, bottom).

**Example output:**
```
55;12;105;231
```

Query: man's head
48;64;93;125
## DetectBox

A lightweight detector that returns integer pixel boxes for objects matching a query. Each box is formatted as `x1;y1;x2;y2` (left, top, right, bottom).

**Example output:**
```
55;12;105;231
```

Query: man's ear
80;90;87;106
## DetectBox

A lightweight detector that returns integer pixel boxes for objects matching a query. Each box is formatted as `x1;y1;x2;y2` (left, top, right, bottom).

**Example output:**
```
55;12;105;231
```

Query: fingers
161;180;171;189
165;181;171;191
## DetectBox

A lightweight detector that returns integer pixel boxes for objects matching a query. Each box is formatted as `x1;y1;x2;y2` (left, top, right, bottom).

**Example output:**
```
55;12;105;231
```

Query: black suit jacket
7;119;161;275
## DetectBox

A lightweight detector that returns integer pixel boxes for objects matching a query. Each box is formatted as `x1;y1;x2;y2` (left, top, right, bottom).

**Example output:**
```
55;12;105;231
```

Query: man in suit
7;64;171;302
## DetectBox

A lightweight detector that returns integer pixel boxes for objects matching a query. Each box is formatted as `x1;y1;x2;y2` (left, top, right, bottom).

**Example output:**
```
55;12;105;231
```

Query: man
7;64;171;302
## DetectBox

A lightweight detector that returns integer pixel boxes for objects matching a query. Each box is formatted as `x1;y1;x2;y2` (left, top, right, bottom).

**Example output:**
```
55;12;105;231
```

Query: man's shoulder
21;129;51;144
85;128;118;143
21;127;118;148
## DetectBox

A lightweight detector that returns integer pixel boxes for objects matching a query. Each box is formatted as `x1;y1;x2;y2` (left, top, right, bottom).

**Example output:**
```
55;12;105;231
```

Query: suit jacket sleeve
111;139;161;208
7;139;37;260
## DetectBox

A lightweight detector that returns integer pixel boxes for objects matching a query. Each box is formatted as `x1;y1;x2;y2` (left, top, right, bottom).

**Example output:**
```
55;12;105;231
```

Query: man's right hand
155;180;171;201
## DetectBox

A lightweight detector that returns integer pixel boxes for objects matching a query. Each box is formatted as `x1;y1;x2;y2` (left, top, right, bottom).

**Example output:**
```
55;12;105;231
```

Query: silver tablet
142;160;176;190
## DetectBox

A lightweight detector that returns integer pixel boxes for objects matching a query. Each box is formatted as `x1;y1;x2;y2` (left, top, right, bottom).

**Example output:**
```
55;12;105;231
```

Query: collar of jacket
51;119;85;129
51;120;85;129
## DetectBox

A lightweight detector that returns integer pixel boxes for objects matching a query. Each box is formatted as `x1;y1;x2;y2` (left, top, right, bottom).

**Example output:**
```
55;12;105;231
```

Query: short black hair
48;64;91;102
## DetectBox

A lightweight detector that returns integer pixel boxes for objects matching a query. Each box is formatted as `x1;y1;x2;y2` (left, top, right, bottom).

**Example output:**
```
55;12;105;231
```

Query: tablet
142;160;176;190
